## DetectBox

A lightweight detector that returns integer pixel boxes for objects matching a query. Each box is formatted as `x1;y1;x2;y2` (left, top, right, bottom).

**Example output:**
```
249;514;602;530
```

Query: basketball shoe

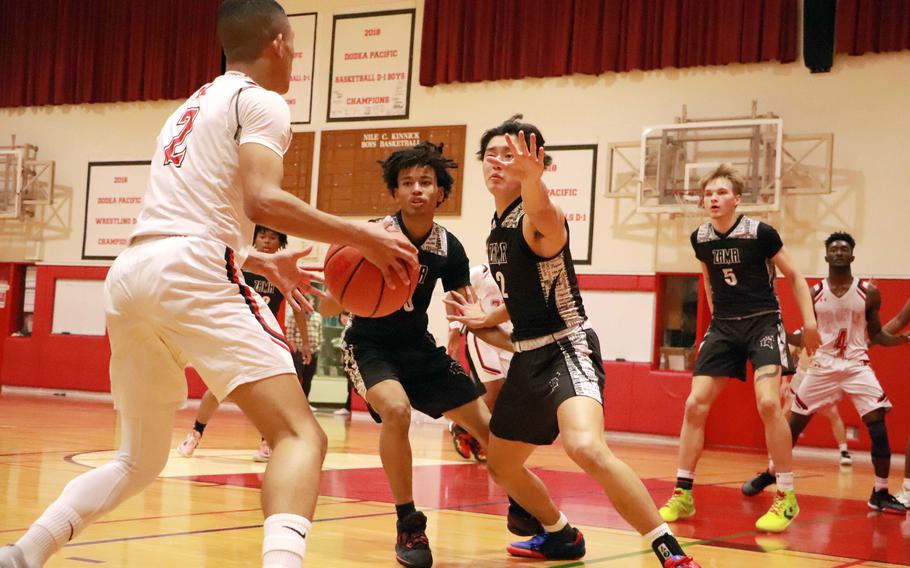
664;556;701;568
755;490;799;532
467;436;486;462
176;430;201;457
839;450;853;466
897;485;910;507
658;488;695;522
507;527;585;560
0;545;26;568
867;489;907;514
395;511;432;568
447;423;473;460
253;439;271;462
741;470;775;496
506;504;543;536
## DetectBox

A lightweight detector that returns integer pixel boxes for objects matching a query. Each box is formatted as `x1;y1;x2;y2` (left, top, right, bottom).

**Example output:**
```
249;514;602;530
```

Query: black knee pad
866;420;891;459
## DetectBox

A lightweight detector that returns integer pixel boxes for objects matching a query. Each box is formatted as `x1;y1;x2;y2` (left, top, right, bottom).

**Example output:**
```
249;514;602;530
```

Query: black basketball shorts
490;328;605;446
341;331;481;421
693;312;794;381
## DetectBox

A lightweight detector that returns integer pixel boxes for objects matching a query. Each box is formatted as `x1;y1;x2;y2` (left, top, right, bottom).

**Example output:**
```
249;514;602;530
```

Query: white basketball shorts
104;236;294;415
790;359;891;418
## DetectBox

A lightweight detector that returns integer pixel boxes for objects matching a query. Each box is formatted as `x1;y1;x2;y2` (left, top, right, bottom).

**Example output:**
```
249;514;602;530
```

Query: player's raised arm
239;142;417;287
771;246;820;354
485;132;566;253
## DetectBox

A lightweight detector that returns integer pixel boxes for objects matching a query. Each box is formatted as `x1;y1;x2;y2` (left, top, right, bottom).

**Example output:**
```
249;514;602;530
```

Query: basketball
323;244;419;317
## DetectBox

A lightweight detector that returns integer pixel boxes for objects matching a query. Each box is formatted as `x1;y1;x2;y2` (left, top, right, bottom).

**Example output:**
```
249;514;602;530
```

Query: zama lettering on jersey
488;242;508;265
711;248;741;265
163;107;200;167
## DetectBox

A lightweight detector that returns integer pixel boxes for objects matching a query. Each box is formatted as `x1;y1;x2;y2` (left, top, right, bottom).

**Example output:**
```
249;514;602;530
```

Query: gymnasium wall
1;0;909;452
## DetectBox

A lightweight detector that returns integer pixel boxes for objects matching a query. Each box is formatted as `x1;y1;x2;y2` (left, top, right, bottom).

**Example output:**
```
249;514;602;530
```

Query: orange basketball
323;244;418;318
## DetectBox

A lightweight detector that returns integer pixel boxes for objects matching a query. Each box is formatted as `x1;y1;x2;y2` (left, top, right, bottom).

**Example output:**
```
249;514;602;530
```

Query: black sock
395;501;417;522
507;496;531;516
550;524;577;539
651;532;686;563
193;421;207;435
675;477;693;491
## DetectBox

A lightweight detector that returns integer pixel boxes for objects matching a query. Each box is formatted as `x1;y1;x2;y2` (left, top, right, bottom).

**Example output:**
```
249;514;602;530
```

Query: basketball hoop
672;189;703;217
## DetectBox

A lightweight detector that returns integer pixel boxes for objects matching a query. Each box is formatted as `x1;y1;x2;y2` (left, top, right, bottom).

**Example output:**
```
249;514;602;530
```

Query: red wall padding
2;264;908;452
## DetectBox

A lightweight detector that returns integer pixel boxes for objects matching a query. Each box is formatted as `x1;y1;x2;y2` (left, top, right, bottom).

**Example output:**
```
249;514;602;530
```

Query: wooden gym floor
1;393;907;567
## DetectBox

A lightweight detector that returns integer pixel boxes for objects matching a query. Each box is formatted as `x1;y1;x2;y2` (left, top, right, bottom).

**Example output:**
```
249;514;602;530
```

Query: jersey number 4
163;107;200;167
833;328;848;358
722;267;737;286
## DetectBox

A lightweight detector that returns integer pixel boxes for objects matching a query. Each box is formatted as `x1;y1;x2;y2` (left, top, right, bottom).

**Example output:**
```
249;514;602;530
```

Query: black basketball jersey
242;270;284;317
691;215;783;319
346;211;470;343
487;198;586;341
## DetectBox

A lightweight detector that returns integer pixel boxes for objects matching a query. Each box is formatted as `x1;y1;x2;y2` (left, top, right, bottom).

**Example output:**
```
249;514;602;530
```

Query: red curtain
420;0;798;87
0;0;223;108
837;0;910;55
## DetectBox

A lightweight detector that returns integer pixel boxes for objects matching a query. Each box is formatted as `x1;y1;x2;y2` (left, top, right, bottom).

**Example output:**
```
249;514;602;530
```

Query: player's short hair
253;225;288;249
477;114;553;167
825;231;855;251
379;141;458;200
699;163;745;196
217;0;288;63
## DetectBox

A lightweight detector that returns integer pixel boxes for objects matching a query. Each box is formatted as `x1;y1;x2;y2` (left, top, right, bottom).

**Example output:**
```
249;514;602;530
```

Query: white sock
543;512;568;533
263;513;310;568
17;503;82;567
838;443;848;453
874;477;889;492
775;472;794;492
643;522;672;542
675;469;695;481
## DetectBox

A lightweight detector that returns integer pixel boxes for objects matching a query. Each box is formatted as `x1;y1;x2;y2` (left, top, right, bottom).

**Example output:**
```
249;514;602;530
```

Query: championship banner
286;12;317;124
82;161;150;260
327;9;415;121
541;145;598;265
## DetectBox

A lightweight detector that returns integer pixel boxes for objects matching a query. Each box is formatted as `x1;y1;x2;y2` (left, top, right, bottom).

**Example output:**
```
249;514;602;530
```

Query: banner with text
82;161;150;260
541;145;598;265
286;13;317;124
328;9;414;121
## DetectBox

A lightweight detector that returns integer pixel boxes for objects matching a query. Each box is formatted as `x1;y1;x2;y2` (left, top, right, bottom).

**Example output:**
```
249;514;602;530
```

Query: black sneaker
507;527;586;560
868;489;908;515
507;505;543;536
395;511;433;567
741;470;775;497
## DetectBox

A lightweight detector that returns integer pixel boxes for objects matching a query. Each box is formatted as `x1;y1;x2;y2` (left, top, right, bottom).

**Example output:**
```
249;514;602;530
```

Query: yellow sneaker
755;490;799;532
659;488;695;522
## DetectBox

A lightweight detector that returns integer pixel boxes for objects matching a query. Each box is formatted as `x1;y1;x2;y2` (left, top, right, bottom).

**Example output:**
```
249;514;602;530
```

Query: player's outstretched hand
444;290;488;330
484;130;545;183
801;325;822;355
267;246;326;312
357;220;418;289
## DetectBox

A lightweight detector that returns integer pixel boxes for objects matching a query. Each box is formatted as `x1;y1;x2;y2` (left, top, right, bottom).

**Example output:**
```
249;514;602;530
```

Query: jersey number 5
163;107;200;167
722;267;737;286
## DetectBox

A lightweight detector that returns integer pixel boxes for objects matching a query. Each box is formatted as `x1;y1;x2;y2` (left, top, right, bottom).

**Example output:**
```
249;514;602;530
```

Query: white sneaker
333;408;350;416
253;439;271;462
897;487;910;508
177;431;201;457
0;545;27;568
839;450;852;466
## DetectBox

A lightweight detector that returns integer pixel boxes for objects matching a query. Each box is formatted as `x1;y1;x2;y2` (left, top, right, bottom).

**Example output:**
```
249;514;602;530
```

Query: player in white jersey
742;232;909;514
0;2;416;568
447;264;513;462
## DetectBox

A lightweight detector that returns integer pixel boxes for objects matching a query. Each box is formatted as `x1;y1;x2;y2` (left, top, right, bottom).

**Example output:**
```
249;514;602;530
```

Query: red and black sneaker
395;511;432;568
468;436;487;463
664;555;701;567
448;423;473;460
